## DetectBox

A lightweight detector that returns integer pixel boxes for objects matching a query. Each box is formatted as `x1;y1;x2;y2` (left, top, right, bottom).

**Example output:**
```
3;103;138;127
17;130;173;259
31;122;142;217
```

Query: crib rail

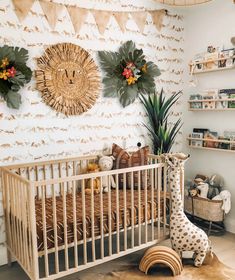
1;167;39;279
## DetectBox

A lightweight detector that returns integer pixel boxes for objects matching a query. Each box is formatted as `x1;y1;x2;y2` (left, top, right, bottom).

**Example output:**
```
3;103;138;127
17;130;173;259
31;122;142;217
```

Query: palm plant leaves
98;40;161;107
140;90;182;155
0;45;32;109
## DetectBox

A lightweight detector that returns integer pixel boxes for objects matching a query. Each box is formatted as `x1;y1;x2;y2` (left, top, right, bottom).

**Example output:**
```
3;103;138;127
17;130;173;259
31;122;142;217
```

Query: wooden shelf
187;137;235;153
190;64;235;75
189;55;235;66
189;108;235;111
188;145;235;154
187;137;235;144
188;98;235;103
188;98;235;111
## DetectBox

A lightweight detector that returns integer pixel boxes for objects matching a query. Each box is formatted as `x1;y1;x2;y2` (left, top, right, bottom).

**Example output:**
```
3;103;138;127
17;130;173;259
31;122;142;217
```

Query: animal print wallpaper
0;0;184;264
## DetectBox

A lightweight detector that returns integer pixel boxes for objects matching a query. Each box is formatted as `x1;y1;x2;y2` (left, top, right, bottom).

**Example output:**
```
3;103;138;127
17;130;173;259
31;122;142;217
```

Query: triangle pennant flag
39;1;64;30
131;12;148;33
149;9;166;32
112;12;129;33
92;10;112;35
67;6;88;34
12;0;35;22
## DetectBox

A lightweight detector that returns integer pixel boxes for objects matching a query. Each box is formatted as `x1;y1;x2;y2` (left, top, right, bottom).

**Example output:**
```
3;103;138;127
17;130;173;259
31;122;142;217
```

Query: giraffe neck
170;165;184;214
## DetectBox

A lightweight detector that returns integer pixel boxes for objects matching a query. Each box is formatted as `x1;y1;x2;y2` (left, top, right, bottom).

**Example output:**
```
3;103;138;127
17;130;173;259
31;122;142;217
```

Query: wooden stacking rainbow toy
139;246;183;276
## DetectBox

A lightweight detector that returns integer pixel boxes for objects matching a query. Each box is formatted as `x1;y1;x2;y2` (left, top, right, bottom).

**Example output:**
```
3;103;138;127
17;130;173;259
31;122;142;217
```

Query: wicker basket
184;196;224;222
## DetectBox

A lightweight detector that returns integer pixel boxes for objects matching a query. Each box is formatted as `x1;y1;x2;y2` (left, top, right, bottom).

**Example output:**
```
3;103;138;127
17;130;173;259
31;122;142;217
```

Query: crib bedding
35;189;166;252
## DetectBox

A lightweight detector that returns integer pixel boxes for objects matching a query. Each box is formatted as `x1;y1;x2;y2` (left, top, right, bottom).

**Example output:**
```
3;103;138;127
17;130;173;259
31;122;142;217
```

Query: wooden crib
1;154;172;280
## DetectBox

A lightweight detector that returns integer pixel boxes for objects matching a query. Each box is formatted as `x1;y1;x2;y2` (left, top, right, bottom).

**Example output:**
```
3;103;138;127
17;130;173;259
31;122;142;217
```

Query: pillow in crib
112;143;149;189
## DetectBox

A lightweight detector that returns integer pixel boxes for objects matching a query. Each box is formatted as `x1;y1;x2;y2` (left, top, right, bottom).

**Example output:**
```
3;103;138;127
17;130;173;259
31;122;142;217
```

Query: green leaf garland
0;45;32;109
98;40;161;107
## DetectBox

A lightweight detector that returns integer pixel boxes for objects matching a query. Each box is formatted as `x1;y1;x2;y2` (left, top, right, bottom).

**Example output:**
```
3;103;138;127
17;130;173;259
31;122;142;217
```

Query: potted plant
140;89;182;155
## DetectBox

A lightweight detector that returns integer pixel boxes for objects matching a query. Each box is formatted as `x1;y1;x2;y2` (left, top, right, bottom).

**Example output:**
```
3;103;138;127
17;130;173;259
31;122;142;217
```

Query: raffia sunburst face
36;43;100;115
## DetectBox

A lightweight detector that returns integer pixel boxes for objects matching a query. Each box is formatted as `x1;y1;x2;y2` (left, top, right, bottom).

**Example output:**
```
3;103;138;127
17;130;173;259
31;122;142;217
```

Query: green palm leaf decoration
0;45;32;109
98;40;161;107
140;89;182;155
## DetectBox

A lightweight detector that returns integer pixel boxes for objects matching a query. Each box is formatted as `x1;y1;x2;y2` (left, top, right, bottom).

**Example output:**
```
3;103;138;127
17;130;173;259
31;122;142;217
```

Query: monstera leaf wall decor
98;40;161;107
36;43;101;115
0;45;32;109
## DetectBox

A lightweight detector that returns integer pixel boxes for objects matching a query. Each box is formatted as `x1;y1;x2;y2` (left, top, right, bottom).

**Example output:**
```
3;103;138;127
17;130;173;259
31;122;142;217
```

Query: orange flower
141;64;147;73
0;70;10;80
1;57;9;68
127;76;137;85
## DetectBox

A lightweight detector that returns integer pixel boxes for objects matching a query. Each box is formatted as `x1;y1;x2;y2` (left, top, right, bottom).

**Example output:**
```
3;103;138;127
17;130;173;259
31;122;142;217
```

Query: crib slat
82;179;87;264
43;165;47;197
72;180;78;267
115;174;120;254
41;184;49;277
4;174;12;261
131;172;134;248
108;176;112;256
158;167;161;238
151;168;154;241
35;166;39;199
66;162;69;193
10;176;17;258
20;181;27;268
51;164;59;274
58;163;62;195
144;170;148;244
91;178;96;261
23;182;30;271
15;178;21;261
100;177;104;259
123;173;127;251
163;164;167;236
62;182;69;271
138;171;141;246
26;168;33;266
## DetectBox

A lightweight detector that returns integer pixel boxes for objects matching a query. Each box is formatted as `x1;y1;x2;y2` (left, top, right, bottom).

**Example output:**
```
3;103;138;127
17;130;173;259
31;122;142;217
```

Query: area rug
81;254;235;280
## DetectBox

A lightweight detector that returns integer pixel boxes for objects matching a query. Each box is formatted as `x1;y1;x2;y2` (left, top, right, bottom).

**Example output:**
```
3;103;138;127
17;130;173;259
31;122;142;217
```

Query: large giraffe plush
164;153;212;267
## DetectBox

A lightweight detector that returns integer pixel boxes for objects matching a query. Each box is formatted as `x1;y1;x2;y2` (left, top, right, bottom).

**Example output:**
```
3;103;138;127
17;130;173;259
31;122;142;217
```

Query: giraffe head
163;153;190;168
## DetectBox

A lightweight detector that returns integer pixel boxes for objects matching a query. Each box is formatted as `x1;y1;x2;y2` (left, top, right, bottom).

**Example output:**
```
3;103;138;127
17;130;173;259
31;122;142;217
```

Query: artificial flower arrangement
0;45;32;109
98;40;161;107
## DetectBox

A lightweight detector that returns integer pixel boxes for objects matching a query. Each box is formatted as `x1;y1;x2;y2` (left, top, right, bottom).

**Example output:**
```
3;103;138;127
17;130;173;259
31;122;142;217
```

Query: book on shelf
228;93;235;108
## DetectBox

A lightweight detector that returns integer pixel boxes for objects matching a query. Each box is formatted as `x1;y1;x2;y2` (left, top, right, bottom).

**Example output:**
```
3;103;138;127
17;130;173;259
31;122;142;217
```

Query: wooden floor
0;232;234;280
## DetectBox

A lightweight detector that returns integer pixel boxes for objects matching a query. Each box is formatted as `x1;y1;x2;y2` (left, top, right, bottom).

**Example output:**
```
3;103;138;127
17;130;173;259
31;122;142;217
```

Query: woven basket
184;196;224;222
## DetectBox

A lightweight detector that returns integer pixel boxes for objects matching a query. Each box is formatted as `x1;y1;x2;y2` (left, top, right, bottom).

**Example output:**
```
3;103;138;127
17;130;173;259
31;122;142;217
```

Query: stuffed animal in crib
98;156;116;193
85;163;101;195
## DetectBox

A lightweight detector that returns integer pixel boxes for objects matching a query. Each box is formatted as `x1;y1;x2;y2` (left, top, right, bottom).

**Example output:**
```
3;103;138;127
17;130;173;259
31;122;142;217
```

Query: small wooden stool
139;246;183;276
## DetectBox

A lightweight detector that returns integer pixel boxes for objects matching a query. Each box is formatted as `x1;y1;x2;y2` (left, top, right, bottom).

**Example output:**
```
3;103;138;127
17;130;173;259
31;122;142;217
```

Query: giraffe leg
194;250;206;267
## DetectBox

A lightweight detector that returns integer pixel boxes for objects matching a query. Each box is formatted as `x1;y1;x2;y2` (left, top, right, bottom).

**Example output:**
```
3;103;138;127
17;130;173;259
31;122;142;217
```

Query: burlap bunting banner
12;0;35;22
67;7;88;34
39;1;63;30
12;0;166;34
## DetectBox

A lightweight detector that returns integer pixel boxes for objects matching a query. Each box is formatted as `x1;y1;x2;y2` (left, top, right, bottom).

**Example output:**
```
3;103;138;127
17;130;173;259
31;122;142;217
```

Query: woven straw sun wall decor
36;43;101;115
155;0;212;6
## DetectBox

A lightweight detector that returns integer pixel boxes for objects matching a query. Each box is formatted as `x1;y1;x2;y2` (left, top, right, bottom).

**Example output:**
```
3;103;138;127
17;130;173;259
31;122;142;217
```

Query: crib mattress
35;190;166;252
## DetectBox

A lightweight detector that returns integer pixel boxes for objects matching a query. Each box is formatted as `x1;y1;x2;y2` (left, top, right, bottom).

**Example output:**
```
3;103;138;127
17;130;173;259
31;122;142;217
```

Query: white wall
0;0;184;265
182;0;235;233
